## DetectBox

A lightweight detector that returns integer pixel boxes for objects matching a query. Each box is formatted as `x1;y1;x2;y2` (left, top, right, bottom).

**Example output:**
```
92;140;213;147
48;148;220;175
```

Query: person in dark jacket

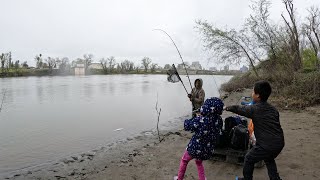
174;97;224;180
225;80;284;180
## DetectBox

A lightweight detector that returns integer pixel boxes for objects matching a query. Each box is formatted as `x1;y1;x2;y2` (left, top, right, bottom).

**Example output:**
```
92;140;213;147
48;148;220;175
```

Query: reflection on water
108;81;115;95
83;83;93;100
142;81;150;94
99;83;107;94
0;75;232;175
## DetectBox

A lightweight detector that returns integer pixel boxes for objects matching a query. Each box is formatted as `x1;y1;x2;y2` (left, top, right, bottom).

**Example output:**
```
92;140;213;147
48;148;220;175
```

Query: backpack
216;116;241;148
229;124;249;150
224;116;241;134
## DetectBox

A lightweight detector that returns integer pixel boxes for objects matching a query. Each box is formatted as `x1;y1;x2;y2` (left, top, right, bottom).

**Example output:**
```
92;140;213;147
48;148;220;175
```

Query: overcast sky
1;0;319;69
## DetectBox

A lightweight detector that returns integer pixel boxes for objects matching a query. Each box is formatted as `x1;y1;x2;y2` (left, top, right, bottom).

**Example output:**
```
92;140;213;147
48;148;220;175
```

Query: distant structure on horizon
224;65;229;71
190;61;202;70
209;67;218;72
240;65;249;73
74;63;85;75
89;63;103;70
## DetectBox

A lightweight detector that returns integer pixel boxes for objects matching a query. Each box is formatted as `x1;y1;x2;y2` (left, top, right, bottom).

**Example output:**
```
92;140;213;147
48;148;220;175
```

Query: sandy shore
5;90;320;180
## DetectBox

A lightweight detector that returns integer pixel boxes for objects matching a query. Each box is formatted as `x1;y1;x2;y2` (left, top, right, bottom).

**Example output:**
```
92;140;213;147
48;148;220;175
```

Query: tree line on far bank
0;53;163;76
1;53;222;77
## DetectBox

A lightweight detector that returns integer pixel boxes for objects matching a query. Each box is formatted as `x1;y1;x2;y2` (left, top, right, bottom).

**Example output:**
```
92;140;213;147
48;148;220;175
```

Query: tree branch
155;93;163;142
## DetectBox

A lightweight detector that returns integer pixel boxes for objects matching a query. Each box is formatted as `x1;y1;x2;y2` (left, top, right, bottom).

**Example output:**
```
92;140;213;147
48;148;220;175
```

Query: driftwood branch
155;93;164;142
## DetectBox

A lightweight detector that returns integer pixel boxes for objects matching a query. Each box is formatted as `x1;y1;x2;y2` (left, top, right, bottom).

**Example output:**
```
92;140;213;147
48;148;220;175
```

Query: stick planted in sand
155;93;164;142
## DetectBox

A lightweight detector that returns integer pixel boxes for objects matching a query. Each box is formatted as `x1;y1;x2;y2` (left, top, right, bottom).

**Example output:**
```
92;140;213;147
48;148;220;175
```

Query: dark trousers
243;144;283;180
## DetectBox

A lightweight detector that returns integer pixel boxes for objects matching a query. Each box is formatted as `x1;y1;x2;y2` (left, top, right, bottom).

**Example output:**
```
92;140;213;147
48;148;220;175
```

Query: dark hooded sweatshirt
226;102;284;152
191;78;205;110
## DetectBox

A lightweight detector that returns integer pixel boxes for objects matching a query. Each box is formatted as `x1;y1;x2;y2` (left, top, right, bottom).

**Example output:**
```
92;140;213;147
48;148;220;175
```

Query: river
0;74;232;175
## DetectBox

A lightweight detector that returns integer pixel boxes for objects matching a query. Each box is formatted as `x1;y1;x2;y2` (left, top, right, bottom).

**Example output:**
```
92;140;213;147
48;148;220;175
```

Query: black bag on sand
225;116;241;135
230;124;249;150
215;130;228;148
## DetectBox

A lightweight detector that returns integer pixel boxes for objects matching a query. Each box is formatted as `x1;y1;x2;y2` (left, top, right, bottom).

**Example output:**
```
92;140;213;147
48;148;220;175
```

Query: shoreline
4;90;320;180
1;114;190;179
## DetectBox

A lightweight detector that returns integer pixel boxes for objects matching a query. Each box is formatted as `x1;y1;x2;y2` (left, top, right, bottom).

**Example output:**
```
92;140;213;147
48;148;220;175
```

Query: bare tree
246;0;279;59
0;52;12;74
7;52;12;70
141;57;152;73
58;57;70;73
35;54;43;69
196;20;260;77
14;60;20;73
107;56;116;73
307;6;320;47
135;64;140;73
0;53;5;73
164;64;171;70
281;0;302;71
83;54;93;70
22;61;29;68
150;63;158;73
129;61;135;71
119;60;128;73
302;24;318;55
100;58;108;73
303;6;320;69
46;57;56;70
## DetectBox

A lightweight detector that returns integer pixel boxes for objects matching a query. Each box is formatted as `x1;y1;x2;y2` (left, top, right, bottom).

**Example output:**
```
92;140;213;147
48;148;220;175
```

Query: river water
0;74;232;175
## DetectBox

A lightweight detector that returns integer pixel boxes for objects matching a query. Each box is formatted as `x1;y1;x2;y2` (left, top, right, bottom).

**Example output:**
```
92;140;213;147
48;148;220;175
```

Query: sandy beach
5;90;320;180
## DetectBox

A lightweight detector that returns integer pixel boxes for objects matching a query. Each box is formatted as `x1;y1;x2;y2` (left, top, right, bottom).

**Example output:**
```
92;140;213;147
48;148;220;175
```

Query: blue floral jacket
184;97;224;160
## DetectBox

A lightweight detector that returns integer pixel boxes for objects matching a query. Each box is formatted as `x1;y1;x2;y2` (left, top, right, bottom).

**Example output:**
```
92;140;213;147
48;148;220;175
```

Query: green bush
302;49;318;71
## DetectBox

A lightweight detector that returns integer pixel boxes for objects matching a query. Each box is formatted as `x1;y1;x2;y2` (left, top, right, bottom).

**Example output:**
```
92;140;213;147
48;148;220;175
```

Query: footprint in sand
288;163;300;169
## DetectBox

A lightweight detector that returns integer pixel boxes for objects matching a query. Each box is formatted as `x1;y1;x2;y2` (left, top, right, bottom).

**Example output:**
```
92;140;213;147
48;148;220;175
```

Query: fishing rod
171;64;189;95
153;29;193;90
212;75;222;98
155;29;200;114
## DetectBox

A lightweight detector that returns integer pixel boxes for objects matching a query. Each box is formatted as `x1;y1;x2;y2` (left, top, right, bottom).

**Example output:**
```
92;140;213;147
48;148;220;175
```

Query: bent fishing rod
154;29;197;111
153;29;193;90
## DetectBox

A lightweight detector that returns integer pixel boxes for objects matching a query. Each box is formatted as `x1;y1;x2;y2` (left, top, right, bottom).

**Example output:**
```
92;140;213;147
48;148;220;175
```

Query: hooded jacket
190;78;205;110
184;97;224;160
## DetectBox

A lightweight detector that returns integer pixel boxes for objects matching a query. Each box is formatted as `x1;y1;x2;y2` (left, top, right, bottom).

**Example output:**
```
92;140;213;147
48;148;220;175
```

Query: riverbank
0;68;240;78
5;89;320;180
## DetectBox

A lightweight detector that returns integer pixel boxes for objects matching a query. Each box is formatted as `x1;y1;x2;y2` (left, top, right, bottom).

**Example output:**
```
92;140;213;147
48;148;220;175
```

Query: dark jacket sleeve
184;117;201;132
226;105;255;119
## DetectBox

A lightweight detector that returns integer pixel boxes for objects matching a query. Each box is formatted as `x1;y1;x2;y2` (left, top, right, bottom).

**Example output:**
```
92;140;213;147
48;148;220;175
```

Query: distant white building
240;65;249;73
190;61;202;70
74;63;85;75
177;63;190;70
89;63;102;69
209;67;218;72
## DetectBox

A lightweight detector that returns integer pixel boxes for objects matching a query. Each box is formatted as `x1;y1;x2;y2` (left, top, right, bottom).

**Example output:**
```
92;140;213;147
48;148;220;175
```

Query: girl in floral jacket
175;97;224;180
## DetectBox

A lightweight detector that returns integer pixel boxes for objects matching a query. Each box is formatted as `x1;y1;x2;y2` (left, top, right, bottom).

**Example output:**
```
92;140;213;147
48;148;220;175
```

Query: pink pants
177;151;205;180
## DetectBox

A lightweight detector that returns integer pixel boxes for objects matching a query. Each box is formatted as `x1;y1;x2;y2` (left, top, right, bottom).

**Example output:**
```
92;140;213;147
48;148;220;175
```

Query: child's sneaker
173;176;178;180
235;177;245;180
